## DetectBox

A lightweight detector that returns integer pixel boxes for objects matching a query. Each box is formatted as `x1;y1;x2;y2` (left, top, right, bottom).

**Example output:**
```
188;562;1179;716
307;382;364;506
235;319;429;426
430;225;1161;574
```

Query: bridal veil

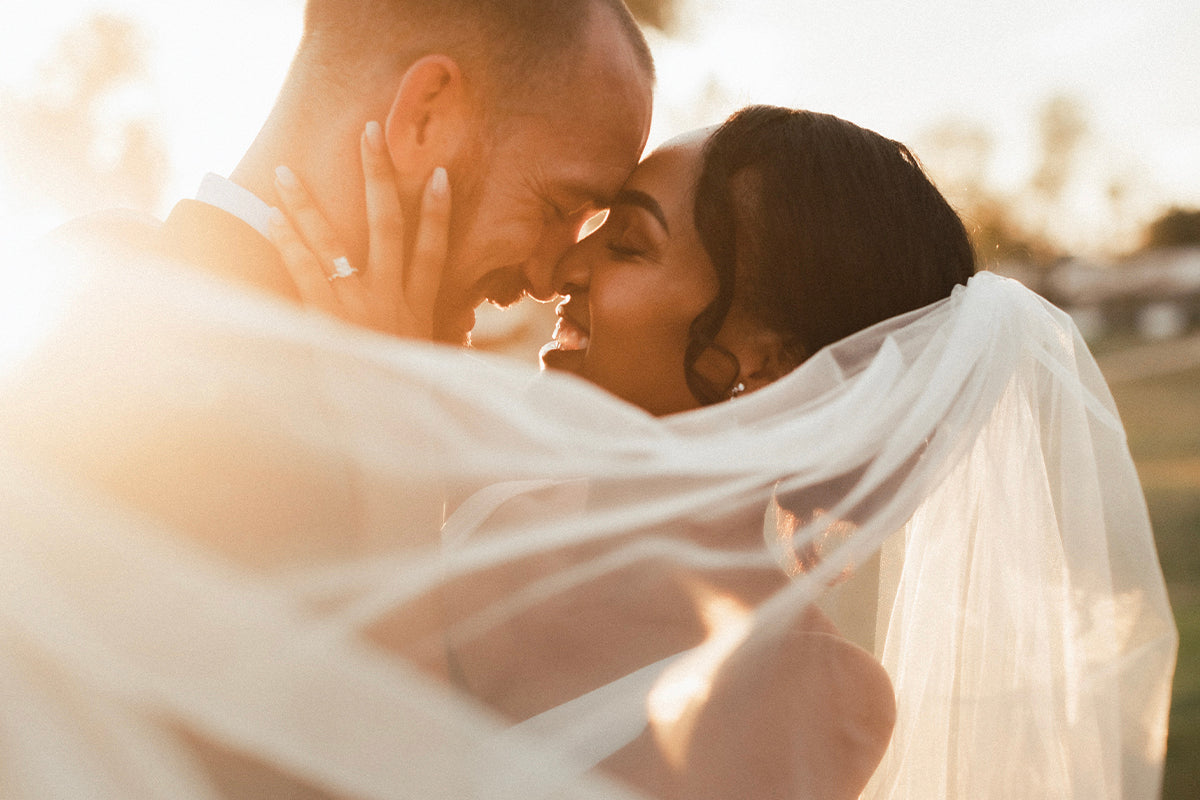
0;231;1177;798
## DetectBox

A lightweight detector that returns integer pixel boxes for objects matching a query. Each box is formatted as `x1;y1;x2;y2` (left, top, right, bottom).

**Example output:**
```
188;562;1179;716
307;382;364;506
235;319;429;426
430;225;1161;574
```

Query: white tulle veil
0;233;1177;798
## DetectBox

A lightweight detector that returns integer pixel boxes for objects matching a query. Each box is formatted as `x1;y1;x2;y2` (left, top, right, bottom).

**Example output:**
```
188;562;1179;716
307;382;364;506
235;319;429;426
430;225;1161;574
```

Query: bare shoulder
679;605;896;800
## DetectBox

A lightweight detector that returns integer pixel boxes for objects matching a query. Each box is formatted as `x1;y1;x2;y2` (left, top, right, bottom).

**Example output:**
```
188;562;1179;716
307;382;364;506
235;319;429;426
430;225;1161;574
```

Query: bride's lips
541;299;590;372
552;307;590;351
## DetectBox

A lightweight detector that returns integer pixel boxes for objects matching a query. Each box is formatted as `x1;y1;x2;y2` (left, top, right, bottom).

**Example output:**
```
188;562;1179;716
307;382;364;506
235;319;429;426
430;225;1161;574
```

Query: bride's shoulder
681;605;896;799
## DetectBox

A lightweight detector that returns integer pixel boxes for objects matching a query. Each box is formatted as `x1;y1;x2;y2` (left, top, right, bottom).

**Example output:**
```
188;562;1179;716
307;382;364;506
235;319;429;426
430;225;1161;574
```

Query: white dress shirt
194;173;273;239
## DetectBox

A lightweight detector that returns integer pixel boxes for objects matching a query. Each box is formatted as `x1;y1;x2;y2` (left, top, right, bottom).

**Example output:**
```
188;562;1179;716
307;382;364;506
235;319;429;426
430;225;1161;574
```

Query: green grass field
1104;361;1200;799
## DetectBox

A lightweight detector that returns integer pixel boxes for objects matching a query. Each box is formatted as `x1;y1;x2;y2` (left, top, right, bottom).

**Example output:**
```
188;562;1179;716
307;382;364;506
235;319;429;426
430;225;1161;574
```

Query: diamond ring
328;256;358;281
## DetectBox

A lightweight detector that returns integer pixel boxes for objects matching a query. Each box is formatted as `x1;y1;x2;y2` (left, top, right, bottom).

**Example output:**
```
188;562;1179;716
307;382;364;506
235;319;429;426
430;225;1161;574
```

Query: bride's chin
540;343;587;375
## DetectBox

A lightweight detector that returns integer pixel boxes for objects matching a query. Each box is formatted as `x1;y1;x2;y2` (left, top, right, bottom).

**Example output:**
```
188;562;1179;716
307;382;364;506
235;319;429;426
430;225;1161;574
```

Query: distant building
1034;247;1200;342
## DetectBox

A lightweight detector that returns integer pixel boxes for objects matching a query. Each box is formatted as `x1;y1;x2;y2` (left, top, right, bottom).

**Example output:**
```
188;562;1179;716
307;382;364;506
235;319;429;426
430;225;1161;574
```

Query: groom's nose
523;221;587;301
550;240;591;297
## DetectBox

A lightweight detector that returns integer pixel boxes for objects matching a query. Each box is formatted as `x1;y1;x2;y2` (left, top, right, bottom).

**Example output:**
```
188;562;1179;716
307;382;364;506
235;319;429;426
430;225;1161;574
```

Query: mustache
477;269;530;308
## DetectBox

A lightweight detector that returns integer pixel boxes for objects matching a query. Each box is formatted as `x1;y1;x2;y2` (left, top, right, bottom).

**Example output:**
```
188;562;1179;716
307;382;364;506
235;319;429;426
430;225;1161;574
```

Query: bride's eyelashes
603;222;649;259
598;211;658;261
604;240;645;260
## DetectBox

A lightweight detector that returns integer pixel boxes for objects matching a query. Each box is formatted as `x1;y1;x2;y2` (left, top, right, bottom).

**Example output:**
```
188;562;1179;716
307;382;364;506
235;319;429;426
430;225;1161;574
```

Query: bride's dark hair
684;105;976;405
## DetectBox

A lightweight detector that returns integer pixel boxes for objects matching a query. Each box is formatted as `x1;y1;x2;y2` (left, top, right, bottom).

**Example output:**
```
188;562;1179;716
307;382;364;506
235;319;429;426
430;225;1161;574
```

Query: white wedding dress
0;223;1177;798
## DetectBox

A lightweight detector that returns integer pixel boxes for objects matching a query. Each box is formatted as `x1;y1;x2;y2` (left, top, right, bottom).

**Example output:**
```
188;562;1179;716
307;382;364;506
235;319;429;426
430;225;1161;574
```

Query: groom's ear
384;55;472;189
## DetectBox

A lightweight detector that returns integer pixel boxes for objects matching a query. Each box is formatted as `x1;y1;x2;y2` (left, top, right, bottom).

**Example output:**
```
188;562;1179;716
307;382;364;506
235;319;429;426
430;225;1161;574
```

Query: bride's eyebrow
613;189;668;233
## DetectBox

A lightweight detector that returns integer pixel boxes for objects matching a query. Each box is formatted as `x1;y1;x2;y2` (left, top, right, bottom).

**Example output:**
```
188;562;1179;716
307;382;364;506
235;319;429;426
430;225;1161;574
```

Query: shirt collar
194;173;273;239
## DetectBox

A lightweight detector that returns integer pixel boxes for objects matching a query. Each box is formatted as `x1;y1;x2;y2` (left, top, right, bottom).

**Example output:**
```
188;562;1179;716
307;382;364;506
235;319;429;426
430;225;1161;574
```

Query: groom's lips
439;270;528;344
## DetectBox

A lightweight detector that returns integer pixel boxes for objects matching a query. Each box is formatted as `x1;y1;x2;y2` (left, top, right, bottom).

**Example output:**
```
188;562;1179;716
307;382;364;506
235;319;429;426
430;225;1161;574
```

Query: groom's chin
433;309;475;347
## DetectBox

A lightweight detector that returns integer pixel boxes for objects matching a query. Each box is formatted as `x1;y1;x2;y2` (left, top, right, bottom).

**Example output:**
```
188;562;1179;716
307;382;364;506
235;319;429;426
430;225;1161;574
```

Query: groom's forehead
496;96;650;196
503;135;642;210
472;44;652;210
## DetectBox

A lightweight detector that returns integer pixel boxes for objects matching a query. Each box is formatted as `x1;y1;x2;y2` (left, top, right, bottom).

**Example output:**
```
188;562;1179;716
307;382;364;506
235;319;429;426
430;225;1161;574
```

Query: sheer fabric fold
0;228;1177;798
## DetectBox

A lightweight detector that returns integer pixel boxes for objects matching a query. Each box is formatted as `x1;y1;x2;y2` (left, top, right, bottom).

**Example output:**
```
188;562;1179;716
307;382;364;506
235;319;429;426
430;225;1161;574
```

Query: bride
265;105;1175;798
0;106;1175;799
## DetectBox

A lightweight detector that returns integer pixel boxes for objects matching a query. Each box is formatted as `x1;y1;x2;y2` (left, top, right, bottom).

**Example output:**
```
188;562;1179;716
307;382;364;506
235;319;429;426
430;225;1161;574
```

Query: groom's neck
227;92;373;290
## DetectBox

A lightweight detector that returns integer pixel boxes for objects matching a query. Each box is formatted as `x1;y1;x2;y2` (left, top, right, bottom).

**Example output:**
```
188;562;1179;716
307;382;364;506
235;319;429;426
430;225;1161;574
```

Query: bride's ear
384;55;472;189
720;313;804;394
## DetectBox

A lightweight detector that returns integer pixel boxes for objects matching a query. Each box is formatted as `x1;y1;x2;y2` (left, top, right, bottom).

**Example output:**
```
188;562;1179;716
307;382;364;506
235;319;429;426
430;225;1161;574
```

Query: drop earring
729;382;746;400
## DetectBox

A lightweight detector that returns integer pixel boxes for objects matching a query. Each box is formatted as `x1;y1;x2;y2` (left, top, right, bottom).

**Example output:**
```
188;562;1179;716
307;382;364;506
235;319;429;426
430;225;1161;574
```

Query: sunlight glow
647;586;753;767
578;209;609;241
0;245;80;379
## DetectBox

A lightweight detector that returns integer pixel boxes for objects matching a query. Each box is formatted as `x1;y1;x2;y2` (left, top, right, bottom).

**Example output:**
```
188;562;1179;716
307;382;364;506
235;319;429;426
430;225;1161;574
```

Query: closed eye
605;241;645;259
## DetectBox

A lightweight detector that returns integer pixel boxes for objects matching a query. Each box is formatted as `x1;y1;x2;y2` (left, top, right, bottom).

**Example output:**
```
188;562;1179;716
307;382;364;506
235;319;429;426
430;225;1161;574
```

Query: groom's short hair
301;0;654;113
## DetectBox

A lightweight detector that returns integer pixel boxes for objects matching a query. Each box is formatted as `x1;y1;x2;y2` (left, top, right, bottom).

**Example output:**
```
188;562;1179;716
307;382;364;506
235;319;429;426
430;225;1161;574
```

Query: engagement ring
329;256;357;281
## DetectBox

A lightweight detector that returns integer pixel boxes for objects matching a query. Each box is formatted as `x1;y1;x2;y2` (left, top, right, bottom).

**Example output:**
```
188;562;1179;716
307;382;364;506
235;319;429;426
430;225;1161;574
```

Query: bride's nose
551;238;593;297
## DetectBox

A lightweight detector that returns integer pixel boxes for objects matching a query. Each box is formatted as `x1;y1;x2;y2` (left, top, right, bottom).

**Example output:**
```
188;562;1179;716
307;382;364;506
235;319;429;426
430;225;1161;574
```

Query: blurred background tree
0;13;167;218
1030;94;1089;209
917;116;1064;269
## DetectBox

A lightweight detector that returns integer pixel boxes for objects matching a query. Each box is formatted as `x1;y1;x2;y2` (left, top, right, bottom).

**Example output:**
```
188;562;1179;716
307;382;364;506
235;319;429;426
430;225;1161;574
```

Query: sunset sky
1;0;1198;255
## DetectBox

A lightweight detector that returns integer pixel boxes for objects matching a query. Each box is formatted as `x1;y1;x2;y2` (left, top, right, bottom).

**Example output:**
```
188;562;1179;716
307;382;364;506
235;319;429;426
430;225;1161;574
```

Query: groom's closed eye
546;193;608;237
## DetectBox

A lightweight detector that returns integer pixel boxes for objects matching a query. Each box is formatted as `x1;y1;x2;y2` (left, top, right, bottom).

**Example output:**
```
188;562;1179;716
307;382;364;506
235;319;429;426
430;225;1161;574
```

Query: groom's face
428;24;653;345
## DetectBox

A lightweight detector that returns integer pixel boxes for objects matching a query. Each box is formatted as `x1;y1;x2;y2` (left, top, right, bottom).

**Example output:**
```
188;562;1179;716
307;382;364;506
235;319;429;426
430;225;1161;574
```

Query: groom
5;0;654;563
0;2;650;794
160;0;654;345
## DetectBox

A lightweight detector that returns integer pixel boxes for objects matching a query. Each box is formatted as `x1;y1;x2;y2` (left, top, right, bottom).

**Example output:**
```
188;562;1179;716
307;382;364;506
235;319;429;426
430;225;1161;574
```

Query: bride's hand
268;120;450;339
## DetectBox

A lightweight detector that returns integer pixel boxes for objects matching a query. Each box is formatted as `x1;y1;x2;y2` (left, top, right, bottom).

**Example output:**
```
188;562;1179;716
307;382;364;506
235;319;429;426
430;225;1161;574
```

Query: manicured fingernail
429;167;448;197
275;165;298;190
268;207;286;227
364;120;384;152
